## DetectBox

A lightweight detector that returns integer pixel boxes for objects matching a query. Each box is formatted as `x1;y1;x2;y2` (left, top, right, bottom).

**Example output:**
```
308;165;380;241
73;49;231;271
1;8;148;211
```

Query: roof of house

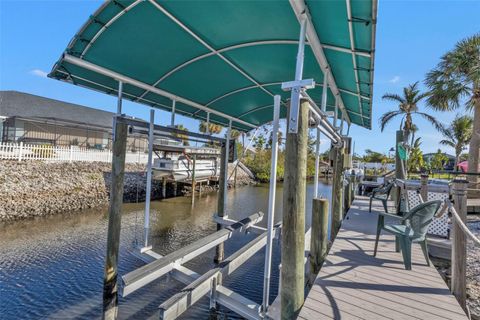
423;152;455;160
0;90;114;129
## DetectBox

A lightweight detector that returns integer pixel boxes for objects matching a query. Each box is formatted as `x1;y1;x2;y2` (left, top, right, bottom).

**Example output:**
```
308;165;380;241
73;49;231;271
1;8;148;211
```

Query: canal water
0;181;332;319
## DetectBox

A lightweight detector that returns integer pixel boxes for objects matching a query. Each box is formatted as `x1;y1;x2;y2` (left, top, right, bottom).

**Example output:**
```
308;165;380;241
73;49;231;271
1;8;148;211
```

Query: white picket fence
0;142;149;164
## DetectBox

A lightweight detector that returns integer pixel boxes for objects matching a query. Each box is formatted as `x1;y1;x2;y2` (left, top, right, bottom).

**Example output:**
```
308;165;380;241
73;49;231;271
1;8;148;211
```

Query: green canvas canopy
49;0;377;132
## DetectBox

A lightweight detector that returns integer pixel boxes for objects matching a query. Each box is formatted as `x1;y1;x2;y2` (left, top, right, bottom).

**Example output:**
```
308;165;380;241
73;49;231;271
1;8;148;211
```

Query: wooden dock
298;196;467;320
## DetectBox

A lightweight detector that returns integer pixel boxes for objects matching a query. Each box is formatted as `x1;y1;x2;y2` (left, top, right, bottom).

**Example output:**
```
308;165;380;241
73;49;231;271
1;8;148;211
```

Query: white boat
151;143;220;182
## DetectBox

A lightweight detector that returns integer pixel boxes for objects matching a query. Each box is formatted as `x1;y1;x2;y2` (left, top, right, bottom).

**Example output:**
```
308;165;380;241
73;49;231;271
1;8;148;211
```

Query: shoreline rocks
0;160;256;222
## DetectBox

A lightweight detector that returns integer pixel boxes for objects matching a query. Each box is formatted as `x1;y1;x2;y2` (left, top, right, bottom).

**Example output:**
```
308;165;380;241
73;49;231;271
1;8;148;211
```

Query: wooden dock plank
298;196;467;320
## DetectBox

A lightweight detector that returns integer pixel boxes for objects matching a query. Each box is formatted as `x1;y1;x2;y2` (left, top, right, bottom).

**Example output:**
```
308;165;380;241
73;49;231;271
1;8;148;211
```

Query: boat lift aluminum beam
121;212;264;297
159;229;278;320
62;54;257;130
132;248;264;320
302;93;343;146
116;116;225;144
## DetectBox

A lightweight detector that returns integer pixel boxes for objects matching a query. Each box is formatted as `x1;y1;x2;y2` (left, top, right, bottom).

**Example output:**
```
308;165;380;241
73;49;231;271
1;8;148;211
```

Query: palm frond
382;93;405;104
439;139;456;148
425;33;480;112
415;112;446;133
378;110;402;132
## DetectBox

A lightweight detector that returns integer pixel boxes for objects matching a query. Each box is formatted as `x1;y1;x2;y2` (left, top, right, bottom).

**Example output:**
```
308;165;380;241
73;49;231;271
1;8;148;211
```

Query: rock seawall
0;160;255;222
0;161;156;222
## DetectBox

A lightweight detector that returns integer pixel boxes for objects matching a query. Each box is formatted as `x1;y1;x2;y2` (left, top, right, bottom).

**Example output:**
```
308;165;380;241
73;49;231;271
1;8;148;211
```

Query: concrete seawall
0;160;254;222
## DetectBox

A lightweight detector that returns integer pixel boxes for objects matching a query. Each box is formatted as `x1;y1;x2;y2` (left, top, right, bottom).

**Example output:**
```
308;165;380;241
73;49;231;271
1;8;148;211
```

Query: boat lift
88;14;347;320
48;1;376;318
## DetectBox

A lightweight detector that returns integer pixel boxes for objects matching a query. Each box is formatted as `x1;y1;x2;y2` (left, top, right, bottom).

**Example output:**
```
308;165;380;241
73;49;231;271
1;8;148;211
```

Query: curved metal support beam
368;1;378;129
192;82;282;117
80;0;143;58
237;104;274;119
206;82;283;107
56;69;249;131
62;54;256;129
147;0;275;102
345;0;365;127
289;0;351;126
322;44;371;58
135;40;298;103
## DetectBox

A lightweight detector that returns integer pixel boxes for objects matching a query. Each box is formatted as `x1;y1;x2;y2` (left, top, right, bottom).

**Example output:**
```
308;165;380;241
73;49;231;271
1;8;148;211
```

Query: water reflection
0;181;331;319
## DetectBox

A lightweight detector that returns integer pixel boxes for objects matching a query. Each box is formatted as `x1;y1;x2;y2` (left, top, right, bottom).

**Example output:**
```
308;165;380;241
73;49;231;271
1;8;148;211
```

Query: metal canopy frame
50;0;376;131
54;1;376;319
289;0;351;125
63;54;256;130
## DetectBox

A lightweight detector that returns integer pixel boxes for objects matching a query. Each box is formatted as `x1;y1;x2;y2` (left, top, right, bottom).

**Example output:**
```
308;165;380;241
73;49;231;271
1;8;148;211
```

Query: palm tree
199;121;223;135
380;82;444;142
408;137;424;172
425;34;480;178
440;114;473;170
173;124;189;146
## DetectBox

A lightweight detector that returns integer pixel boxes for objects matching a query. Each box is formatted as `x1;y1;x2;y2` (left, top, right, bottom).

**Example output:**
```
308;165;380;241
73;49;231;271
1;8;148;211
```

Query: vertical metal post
313;128;321;198
333;99;338;130
340;113;344;135
451;179;468;311
393;130;406;207
321;73;328;113
262;95;281;313
116;81;123;115
214;141;227;264
287;17;307;134
143;109;155;248
214;120;231;264
170;100;176;127
191;154;196;204
223;120;232;209
102;118;127;320
206;112;210;135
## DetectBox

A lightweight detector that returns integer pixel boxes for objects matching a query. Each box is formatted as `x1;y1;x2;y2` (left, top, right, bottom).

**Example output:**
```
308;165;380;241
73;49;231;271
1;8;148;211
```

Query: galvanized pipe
287;17;308;134
262;95;281;312
170;100;176;127
116;81;123;115
313;128;321;198
144;109;155;248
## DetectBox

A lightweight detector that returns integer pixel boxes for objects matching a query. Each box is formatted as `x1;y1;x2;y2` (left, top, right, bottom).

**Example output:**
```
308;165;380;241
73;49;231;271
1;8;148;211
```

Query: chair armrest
377;211;407;221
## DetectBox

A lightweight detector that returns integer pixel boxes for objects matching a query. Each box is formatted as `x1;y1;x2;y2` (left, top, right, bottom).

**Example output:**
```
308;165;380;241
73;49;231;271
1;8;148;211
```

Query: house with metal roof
0;90;146;150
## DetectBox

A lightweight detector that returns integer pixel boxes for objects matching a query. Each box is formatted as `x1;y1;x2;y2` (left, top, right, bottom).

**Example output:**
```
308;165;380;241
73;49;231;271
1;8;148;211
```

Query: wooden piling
309;198;329;284
393;130;405;206
162;178;167;199
281;99;309;319
191;155;196;204
451;179;468;311
420;173;429;202
331;145;344;237
102;119;127;320
214;142;227;264
344;178;351;212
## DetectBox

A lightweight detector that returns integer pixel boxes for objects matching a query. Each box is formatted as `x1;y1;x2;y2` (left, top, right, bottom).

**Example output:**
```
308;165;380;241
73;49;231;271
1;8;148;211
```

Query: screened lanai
49;0;376;132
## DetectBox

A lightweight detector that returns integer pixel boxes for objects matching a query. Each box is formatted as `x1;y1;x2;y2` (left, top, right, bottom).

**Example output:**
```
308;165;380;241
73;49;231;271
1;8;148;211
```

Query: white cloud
388;75;400;84
29;69;48;78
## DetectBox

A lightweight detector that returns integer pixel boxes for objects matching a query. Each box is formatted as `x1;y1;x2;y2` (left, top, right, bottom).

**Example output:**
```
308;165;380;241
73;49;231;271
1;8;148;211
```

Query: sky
1;0;479;156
